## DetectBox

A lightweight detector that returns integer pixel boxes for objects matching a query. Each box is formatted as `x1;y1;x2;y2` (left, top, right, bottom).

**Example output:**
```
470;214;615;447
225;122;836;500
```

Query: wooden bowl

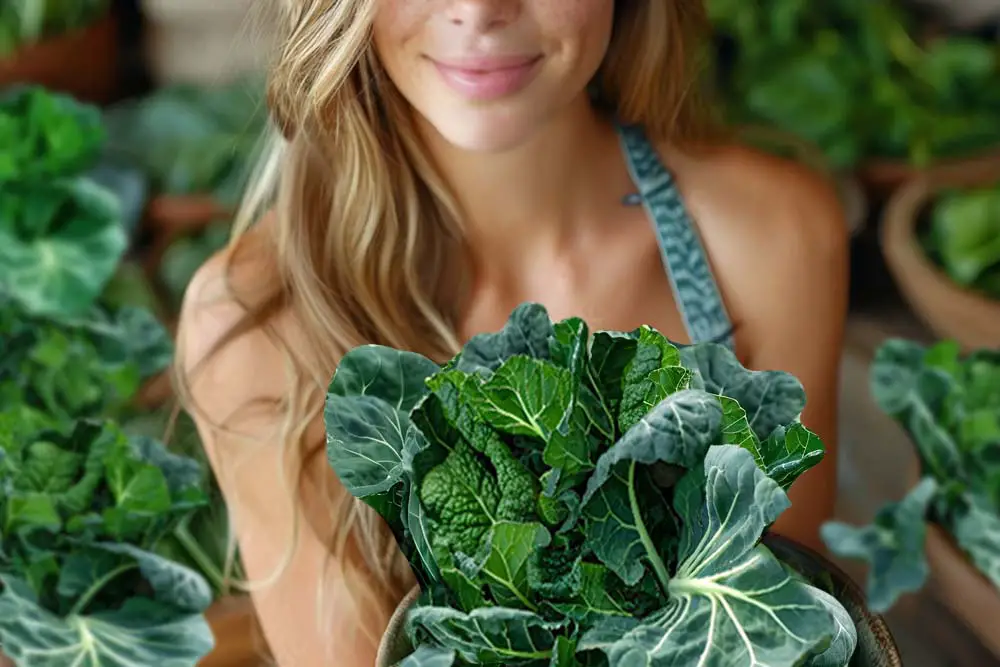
880;158;1000;351
0;14;118;104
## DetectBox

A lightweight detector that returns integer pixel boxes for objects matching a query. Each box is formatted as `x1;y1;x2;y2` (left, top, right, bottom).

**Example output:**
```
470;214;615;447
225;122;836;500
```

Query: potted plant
100;78;265;292
0;0;117;103
708;0;1000;198
822;338;1000;658
0;85;270;666
325;303;902;666
880;158;1000;351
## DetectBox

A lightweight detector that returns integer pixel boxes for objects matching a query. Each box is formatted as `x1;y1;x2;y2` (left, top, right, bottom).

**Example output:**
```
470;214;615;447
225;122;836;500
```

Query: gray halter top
615;123;736;350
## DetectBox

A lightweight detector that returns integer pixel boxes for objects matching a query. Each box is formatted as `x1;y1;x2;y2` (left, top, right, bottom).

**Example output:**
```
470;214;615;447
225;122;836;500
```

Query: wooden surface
833;303;1000;667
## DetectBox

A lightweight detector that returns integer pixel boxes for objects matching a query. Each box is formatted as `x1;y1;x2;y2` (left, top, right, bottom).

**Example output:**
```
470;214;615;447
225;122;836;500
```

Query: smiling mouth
428;55;544;101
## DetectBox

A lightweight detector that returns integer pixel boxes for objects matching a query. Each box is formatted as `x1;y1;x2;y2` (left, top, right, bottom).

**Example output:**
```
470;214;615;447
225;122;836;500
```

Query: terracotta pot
860;148;1000;200
202;595;272;667
904;463;1000;659
140;194;232;314
135;369;175;411
0;14;118;104
880;157;1000;351
377;538;902;667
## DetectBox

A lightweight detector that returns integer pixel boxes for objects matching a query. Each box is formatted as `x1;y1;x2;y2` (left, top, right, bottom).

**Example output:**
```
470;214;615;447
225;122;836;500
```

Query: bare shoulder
664;141;849;347
670;141;847;259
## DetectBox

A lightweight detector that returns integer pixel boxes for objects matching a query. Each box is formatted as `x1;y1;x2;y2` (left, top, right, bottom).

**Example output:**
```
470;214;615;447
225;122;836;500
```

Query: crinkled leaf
617;327;687;432
472;356;574;442
680;342;807;439
456;303;554;373
820;477;938;612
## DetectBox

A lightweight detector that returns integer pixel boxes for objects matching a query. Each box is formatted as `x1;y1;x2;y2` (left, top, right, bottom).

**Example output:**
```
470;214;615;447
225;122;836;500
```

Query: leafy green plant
0;87;131;318
922;183;1000;300
822;339;1000;612
708;0;1000;168
0;0;109;57
102;80;267;209
327;303;858;667
0;416;216;665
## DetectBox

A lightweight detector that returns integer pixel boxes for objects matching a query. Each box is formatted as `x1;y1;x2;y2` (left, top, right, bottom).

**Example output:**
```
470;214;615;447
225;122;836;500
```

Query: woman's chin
421;105;547;154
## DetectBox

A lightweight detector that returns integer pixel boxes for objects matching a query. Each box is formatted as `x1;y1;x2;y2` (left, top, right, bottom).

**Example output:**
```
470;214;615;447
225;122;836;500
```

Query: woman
176;1;849;665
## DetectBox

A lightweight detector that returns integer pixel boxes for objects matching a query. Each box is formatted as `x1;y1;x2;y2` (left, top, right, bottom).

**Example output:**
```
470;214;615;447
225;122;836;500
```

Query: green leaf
398;645;456;667
89;543;212;613
472;356;575;441
0;576;215;667
950;492;1000;591
328;344;440;410
0;176;125;318
583;446;843;667
479;521;551;610
406;604;565;664
820;477;938;612
681;342;808;439
617;327;688;432
753;423;825;489
870;339;964;479
455;303;554;373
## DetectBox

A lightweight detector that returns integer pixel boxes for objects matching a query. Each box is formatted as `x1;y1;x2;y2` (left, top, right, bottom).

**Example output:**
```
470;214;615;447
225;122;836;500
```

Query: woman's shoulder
661;139;850;348
176;212;301;419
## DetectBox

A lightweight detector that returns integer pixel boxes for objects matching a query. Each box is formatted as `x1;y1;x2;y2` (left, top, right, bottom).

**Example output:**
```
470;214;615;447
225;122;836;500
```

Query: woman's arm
177;252;381;667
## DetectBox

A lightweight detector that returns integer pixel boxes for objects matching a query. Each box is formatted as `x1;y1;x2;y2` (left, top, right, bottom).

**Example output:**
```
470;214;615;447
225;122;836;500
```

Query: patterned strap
615;123;736;349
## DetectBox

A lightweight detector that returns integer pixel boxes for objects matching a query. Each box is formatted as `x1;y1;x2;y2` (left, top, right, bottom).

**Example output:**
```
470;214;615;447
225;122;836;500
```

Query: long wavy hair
174;0;718;651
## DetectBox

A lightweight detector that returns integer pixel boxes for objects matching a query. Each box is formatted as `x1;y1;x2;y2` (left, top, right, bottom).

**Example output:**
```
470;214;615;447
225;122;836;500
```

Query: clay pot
904;463;1000;659
0;14;118;103
880;156;1000;351
859;148;1000;201
377;538;903;667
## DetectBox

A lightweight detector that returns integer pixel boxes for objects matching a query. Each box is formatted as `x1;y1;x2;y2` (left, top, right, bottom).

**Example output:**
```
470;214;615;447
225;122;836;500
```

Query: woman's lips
430;55;543;102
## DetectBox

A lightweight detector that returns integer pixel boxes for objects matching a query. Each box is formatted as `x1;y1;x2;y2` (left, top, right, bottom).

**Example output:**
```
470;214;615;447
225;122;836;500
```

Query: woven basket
377;536;902;667
880;158;1000;351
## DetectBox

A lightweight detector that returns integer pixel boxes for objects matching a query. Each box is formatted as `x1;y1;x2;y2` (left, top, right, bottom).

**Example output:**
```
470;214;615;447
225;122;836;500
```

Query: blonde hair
174;0;717;650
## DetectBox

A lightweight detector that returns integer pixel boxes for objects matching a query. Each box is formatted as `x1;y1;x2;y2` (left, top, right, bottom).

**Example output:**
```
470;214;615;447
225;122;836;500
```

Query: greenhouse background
1;1;999;666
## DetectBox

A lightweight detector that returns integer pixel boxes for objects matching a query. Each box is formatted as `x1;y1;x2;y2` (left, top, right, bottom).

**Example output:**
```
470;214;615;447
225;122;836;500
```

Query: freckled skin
374;0;615;151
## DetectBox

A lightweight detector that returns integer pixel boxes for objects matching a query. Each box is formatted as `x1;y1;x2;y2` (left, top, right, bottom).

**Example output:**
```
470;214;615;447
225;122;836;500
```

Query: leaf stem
628;462;671;594
172;519;226;594
69;563;138;617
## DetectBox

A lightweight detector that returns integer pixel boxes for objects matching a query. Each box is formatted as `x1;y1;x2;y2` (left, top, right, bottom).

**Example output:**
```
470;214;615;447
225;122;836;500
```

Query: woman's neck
417;97;627;261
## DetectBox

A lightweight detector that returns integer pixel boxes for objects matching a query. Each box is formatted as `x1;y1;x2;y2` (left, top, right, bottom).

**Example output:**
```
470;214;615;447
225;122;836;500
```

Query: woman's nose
445;0;521;32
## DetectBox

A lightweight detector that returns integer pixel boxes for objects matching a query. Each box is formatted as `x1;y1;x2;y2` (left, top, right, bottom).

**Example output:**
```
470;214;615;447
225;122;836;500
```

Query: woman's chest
458;230;690;347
